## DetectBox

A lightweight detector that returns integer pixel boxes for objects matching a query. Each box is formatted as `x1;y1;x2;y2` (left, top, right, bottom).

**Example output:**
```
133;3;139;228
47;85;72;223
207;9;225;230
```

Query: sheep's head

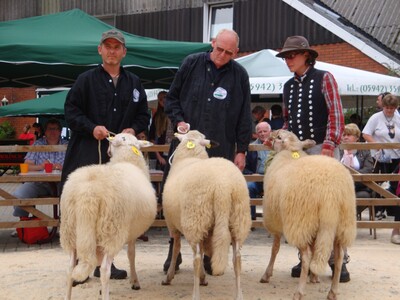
173;130;211;160
267;130;316;153
107;133;152;158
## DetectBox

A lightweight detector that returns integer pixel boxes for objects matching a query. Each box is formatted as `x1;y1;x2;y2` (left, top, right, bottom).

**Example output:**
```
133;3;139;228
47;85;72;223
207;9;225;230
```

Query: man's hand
93;126;109;140
234;152;246;171
321;148;334;157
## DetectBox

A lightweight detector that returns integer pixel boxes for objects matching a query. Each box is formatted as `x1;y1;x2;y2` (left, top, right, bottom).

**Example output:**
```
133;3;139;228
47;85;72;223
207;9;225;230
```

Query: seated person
13;118;68;218
340;123;374;215
269;104;284;130
244;122;271;220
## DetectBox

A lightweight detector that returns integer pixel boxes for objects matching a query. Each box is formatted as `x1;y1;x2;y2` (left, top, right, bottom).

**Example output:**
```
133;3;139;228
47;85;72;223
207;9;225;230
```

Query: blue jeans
248;181;263;220
12;182;55;217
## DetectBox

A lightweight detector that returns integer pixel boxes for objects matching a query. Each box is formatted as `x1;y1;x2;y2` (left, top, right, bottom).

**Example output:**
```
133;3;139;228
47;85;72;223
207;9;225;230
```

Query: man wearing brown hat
62;29;150;284
276;36;349;282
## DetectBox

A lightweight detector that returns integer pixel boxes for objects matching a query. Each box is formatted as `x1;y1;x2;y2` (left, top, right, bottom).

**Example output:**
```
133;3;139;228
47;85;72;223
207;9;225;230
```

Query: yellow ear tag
131;146;141;156
206;143;211;149
186;141;195;149
291;151;300;159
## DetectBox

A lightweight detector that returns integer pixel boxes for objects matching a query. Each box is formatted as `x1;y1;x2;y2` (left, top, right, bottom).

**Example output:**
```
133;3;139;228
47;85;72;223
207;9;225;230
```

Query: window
203;2;233;42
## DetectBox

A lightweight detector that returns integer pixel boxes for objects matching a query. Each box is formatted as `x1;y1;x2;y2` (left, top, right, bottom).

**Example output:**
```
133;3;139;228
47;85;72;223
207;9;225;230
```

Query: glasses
215;46;234;56
281;52;304;60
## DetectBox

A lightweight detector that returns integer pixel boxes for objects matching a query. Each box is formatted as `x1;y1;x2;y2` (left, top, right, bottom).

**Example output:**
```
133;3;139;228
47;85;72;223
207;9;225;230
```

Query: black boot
163;238;182;273
203;255;213;275
291;261;302;278
330;263;350;283
94;263;127;279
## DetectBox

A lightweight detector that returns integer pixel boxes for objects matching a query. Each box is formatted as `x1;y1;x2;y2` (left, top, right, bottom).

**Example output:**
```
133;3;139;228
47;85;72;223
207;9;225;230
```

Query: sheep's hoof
200;279;208;286
131;284;141;290
260;277;270;283
327;290;337;300
161;280;171;286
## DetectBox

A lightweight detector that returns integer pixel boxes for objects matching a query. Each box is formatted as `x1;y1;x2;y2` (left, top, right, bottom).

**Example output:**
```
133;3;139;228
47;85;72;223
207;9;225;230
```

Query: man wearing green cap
62;29;150;285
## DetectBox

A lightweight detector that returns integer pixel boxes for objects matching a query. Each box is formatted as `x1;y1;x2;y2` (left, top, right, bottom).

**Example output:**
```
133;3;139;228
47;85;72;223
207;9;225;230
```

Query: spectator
251;105;270;139
18;124;35;145
32;122;44;140
12;118;67;218
340;123;373;214
269;104;284;130
362;94;400;223
376;92;391;112
244;121;271;220
276;35;348;281
149;90;174;170
164;28;252;275
61;29;150;283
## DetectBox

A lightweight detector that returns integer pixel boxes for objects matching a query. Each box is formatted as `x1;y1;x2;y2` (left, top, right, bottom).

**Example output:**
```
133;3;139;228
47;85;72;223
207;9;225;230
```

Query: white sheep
60;133;157;300
161;130;252;300
260;130;356;300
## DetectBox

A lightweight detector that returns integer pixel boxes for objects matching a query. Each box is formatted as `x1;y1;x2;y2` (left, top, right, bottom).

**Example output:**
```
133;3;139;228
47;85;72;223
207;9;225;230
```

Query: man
276;36;348;282
251;105;270;139
13;118;67;218
61;29;150;283
376;92;391;111
244;122;271;220
164;28;252;274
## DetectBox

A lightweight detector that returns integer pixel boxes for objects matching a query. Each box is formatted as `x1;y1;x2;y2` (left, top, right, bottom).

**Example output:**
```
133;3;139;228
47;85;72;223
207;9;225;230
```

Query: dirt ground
0;226;399;300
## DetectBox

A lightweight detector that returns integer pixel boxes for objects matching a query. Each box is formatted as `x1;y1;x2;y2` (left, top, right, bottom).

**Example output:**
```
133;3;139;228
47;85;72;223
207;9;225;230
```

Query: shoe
94;263;127;279
163;238;182;273
72;276;89;287
203;255;213;275
391;234;400;245
291;261;302;278
330;263;350;283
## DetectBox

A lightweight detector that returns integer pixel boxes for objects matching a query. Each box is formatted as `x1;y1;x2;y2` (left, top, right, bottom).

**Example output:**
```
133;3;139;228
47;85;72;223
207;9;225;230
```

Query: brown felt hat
100;29;125;45
276;36;318;58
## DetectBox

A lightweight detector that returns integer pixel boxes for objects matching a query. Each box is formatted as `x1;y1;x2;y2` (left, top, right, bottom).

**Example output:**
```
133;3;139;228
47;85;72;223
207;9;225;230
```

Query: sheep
260;130;356;300
60;133;157;300
161;130;252;300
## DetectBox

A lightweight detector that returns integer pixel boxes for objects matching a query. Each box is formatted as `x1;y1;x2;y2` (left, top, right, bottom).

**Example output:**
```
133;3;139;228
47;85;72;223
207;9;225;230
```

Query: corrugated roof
317;0;400;56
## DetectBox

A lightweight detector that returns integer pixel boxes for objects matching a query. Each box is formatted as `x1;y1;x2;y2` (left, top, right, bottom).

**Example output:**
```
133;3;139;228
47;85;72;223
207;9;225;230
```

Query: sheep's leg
199;242;208;286
327;242;343;300
162;234;181;285
100;254;113;300
65;250;77;300
127;240;140;290
191;243;203;300
260;234;281;283
232;239;243;300
293;247;311;300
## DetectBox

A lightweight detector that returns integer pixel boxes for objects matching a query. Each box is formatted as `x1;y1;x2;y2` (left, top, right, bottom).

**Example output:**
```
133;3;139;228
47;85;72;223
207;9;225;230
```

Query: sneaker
291;261;302;278
330;263;350;283
94;263;127;279
72;276;89;287
203;255;213;275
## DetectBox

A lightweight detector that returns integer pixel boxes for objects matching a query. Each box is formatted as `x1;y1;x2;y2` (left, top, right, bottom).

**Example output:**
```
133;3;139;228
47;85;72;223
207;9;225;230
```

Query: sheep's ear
302;139;316;149
137;140;153;148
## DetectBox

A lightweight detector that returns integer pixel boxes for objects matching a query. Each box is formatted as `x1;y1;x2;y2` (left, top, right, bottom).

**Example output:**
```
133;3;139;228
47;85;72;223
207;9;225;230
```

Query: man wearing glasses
163;28;252;274
276;36;348;281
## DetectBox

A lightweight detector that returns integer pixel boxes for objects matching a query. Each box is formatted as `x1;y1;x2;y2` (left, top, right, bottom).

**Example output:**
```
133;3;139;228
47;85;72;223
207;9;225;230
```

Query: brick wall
0;87;36;139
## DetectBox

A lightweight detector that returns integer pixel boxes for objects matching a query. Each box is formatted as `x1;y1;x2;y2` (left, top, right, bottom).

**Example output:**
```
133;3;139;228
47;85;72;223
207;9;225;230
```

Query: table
0;171;61;242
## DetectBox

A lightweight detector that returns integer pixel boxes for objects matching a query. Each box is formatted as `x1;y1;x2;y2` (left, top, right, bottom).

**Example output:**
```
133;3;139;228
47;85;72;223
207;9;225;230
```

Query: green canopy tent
0;9;211;89
0;90;68;117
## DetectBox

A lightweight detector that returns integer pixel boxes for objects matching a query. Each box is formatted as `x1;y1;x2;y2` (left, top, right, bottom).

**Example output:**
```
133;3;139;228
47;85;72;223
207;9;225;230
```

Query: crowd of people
8;29;400;287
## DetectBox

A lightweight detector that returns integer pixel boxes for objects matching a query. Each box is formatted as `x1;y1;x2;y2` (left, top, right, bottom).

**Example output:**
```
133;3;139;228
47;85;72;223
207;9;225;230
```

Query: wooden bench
0;139;29;175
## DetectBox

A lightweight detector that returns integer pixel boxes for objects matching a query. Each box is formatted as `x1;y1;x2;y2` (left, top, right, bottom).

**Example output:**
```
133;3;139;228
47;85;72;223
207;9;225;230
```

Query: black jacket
61;65;150;190
165;52;252;160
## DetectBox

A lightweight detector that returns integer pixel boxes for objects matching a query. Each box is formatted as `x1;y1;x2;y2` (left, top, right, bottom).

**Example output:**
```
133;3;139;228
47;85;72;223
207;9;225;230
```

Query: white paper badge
213;87;227;100
133;89;140;102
